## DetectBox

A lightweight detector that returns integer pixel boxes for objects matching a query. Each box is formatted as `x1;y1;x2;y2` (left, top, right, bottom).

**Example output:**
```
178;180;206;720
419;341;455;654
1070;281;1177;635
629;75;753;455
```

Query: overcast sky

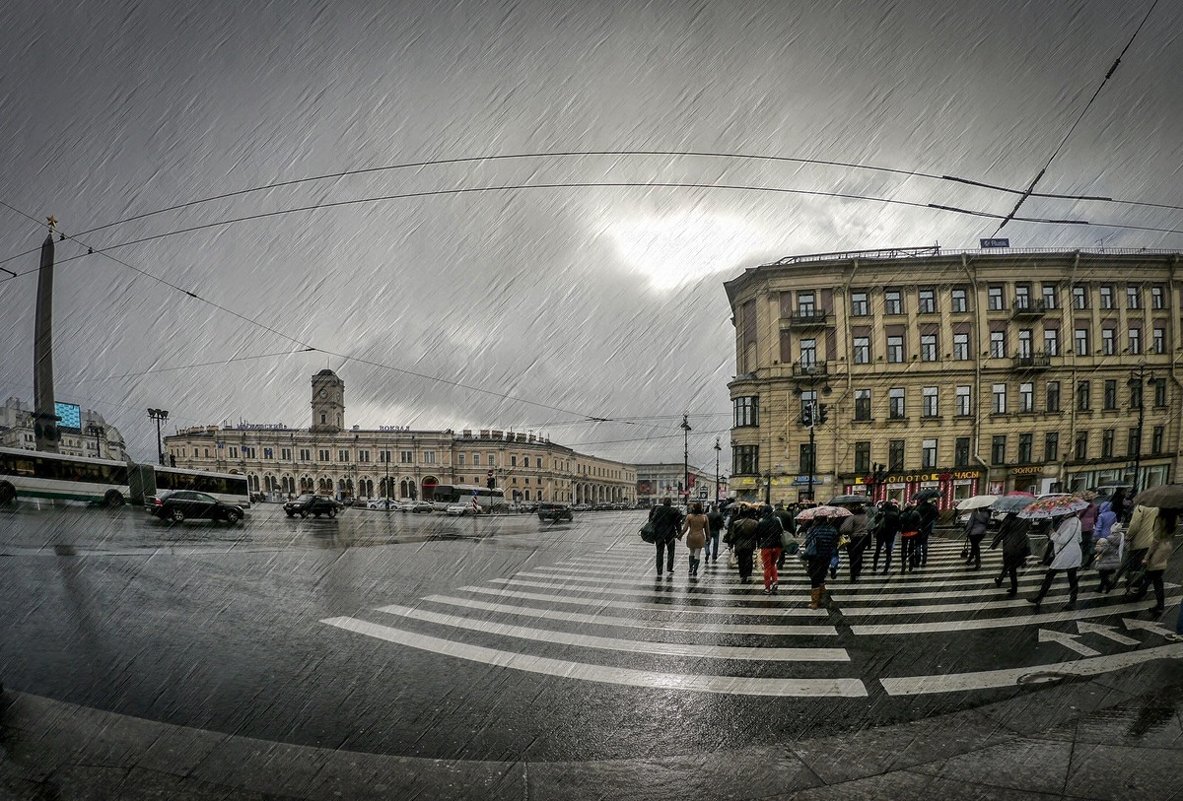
2;0;1181;468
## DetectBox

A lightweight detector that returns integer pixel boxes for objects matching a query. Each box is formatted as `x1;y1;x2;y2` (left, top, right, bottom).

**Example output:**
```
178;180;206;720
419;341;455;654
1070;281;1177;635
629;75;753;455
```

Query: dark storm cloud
1;0;1180;465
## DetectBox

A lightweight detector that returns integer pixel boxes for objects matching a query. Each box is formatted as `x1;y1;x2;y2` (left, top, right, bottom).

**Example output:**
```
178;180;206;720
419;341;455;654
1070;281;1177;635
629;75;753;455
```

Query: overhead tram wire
992;0;1162;233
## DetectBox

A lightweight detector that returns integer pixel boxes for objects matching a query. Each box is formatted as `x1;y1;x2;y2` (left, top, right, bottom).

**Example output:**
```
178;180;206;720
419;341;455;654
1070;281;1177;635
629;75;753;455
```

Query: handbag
640;521;657;544
781;530;800;555
803;536;817;558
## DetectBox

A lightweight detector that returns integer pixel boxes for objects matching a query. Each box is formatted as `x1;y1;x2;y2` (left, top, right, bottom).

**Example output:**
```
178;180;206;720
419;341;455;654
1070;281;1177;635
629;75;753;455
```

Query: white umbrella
956;494;1000;511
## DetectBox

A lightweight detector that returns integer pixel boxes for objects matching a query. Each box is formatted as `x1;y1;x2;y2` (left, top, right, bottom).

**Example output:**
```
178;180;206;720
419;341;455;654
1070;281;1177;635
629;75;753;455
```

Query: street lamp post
147;408;169;466
86;423;105;458
681;413;692;503
714;436;721;506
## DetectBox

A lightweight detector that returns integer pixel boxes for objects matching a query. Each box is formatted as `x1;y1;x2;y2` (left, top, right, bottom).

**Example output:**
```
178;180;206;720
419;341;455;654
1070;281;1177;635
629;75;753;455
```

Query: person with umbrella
914;490;940;567
899;503;922;573
1137;510;1177;615
872;500;900;574
990;511;1031;595
1117;504;1161;593
963;505;992;569
1026;497;1087;609
800;507;842;608
755;504;785;594
839;503;871;582
728;504;760;584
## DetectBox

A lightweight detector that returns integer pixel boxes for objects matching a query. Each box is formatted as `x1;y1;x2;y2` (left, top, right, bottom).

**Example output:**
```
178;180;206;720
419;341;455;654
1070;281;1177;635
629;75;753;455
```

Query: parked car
367;498;398;510
445;503;469;516
283;494;342;518
538;503;574;522
149;490;244;525
405;500;433;513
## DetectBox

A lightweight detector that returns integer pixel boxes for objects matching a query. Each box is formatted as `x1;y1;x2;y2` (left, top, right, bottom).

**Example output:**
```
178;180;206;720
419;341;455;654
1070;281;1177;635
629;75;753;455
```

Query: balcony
792;361;828;378
1012;352;1052;371
1011;299;1051;319
783;310;830;329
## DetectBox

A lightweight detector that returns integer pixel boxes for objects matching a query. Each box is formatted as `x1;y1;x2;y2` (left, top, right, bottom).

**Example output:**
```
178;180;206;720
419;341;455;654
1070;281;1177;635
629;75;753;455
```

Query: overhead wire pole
681;413;691;504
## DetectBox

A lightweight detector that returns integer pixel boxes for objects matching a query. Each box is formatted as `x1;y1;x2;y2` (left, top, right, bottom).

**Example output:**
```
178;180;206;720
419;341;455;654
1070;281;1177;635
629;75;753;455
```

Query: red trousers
761;547;782;589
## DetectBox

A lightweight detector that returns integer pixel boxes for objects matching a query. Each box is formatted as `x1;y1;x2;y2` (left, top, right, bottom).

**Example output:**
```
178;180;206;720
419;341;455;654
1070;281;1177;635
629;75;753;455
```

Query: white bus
0;446;131;507
429;483;506;512
129;464;251;508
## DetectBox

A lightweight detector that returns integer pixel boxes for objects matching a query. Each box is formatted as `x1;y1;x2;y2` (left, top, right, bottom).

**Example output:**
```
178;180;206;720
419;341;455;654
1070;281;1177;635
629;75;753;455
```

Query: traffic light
817;404;829;424
801;405;813;427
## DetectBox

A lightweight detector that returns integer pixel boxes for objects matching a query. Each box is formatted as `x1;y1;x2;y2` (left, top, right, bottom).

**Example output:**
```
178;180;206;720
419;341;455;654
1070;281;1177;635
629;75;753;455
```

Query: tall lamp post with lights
714;436;722;506
86;423;105;459
680;413;692;503
147;408;168;466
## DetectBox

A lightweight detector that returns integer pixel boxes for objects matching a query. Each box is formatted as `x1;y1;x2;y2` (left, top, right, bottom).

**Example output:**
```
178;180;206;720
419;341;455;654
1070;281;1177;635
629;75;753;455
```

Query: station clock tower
310;369;345;433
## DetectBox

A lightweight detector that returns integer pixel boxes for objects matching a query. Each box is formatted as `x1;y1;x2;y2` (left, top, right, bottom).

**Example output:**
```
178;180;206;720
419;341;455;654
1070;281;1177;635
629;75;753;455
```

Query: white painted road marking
488;577;817;601
1076;621;1139;645
880;643;1183;695
376;604;848;661
322;617;868;697
456;586;829;618
1038;628;1100;657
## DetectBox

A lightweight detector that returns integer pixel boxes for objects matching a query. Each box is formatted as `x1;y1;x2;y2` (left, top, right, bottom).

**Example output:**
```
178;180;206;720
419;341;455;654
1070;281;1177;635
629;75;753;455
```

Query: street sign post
980;238;1010;248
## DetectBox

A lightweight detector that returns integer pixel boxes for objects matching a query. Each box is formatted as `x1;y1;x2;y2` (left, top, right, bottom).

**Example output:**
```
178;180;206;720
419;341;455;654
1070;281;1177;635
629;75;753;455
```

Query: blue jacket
806;524;838;561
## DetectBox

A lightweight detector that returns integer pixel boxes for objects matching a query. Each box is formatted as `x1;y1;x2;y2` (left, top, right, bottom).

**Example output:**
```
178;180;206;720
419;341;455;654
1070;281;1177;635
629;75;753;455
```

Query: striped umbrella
796;505;853;521
1017;495;1090;520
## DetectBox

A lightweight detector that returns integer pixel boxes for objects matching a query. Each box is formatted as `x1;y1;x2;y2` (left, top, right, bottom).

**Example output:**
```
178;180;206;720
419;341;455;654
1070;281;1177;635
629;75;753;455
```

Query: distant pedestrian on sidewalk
899;504;921;573
756;505;784;594
872;500;900;574
841;504;870;582
1029;512;1082;610
990;512;1030;596
706;504;725;563
804;513;839;608
648;498;683;578
964;506;991;569
681;502;710;579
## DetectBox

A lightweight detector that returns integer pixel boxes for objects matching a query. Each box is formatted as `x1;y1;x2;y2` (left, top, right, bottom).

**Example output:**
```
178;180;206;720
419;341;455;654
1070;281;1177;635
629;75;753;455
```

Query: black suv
284;494;342;518
537;503;573;522
149;491;244;525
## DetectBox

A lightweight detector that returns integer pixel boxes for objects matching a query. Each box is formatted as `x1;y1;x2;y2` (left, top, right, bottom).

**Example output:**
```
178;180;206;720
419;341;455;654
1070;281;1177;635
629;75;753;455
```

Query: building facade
634;462;724;507
164;370;636;505
725;248;1183;508
0;396;127;461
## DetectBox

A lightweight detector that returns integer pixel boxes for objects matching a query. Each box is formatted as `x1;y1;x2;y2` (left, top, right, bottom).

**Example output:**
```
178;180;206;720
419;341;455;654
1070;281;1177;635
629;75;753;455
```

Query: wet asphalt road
1;502;1180;763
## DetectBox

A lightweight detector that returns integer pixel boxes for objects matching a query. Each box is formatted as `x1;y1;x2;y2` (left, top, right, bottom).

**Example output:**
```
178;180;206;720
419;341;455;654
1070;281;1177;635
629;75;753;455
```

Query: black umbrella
991;495;1036;513
913;488;941;502
1131;484;1183;509
827;494;869;506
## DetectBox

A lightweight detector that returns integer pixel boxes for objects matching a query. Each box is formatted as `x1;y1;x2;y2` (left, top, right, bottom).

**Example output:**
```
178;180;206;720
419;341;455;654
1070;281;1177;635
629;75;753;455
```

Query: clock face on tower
319;389;327;398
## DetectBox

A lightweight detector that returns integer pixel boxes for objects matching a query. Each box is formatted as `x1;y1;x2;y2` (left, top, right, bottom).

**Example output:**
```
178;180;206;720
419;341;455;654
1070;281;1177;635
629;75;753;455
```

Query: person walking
899;504;921;573
990;512;1030;596
1029;512;1083;609
1093;521;1124;593
1118;504;1161;593
648;498;683;578
872;500;900;574
964;506;991;569
756;505;785;594
840;504;871;582
1078;494;1100;567
804;513;839;608
705;503;725;564
774;503;794;571
681;502;710;579
730;505;760;583
916;498;938;567
1138;511;1177;615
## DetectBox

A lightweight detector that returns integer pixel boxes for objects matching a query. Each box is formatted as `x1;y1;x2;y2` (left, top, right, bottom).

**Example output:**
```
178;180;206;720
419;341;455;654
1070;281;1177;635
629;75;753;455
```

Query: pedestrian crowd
643;489;1183;640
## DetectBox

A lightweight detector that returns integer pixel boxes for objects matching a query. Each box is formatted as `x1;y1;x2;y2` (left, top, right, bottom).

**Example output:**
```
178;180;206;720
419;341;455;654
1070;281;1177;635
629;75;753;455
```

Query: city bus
0;446;131;507
129;464;251;508
429;483;506;512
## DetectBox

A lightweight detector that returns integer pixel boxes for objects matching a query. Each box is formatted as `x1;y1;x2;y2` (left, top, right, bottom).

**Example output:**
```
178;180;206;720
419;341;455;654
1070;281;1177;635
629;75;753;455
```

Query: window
889;387;906;419
853;336;870;364
1152;425;1165;455
854;389;872;421
1046;381;1061;412
457;453;465;465
358;450;370;463
1154;378;1167;408
1151;285;1165;310
955;437;970;467
1129;382;1143;410
854;442;871;474
988;286;1005;311
1074;432;1088;461
992;383;1007;414
263;447;274;459
1072;285;1088;310
887;335;904;363
1126;285;1141;310
953;332;969;361
510;455;517;467
1103;380;1117;410
1100;285;1114;309
884;289;903;315
733;396;759;427
990;330;1006;358
956;385;972;417
921;386;938;418
800;338;817;366
1015;284;1031;309
918;287;936;314
318;449;330;462
1042;283;1057;309
1044;432;1059;462
400;450;413;463
991;435;1007;465
338;449;349;462
424;451;436;464
1129;328;1141;355
733;445;758;475
851;291;869;316
299;448;311;461
1101;429;1115;458
888;440;905;470
1019;382;1034;413
920;333;937;361
229;447;238;459
1153;327;1165;354
1074;328;1089;355
921;439;938;468
1101;329;1115;355
1018;433;1033;464
1017;329;1032;358
1043;328;1059;356
799;443;815;474
951;287;968;313
797;291;816;314
472;454;481;466
1127;428;1140;458
1077;380;1091;411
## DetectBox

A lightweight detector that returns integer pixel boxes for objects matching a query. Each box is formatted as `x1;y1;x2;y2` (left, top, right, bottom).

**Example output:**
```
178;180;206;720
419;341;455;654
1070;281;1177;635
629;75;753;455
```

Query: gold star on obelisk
46;215;57;230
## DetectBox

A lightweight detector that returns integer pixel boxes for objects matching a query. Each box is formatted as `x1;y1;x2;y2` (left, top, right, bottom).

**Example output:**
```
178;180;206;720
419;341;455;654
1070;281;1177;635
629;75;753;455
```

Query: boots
808;587;823;609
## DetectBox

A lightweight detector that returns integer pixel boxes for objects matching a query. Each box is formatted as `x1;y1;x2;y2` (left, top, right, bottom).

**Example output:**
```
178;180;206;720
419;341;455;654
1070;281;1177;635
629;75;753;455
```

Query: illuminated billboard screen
55;402;82;431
